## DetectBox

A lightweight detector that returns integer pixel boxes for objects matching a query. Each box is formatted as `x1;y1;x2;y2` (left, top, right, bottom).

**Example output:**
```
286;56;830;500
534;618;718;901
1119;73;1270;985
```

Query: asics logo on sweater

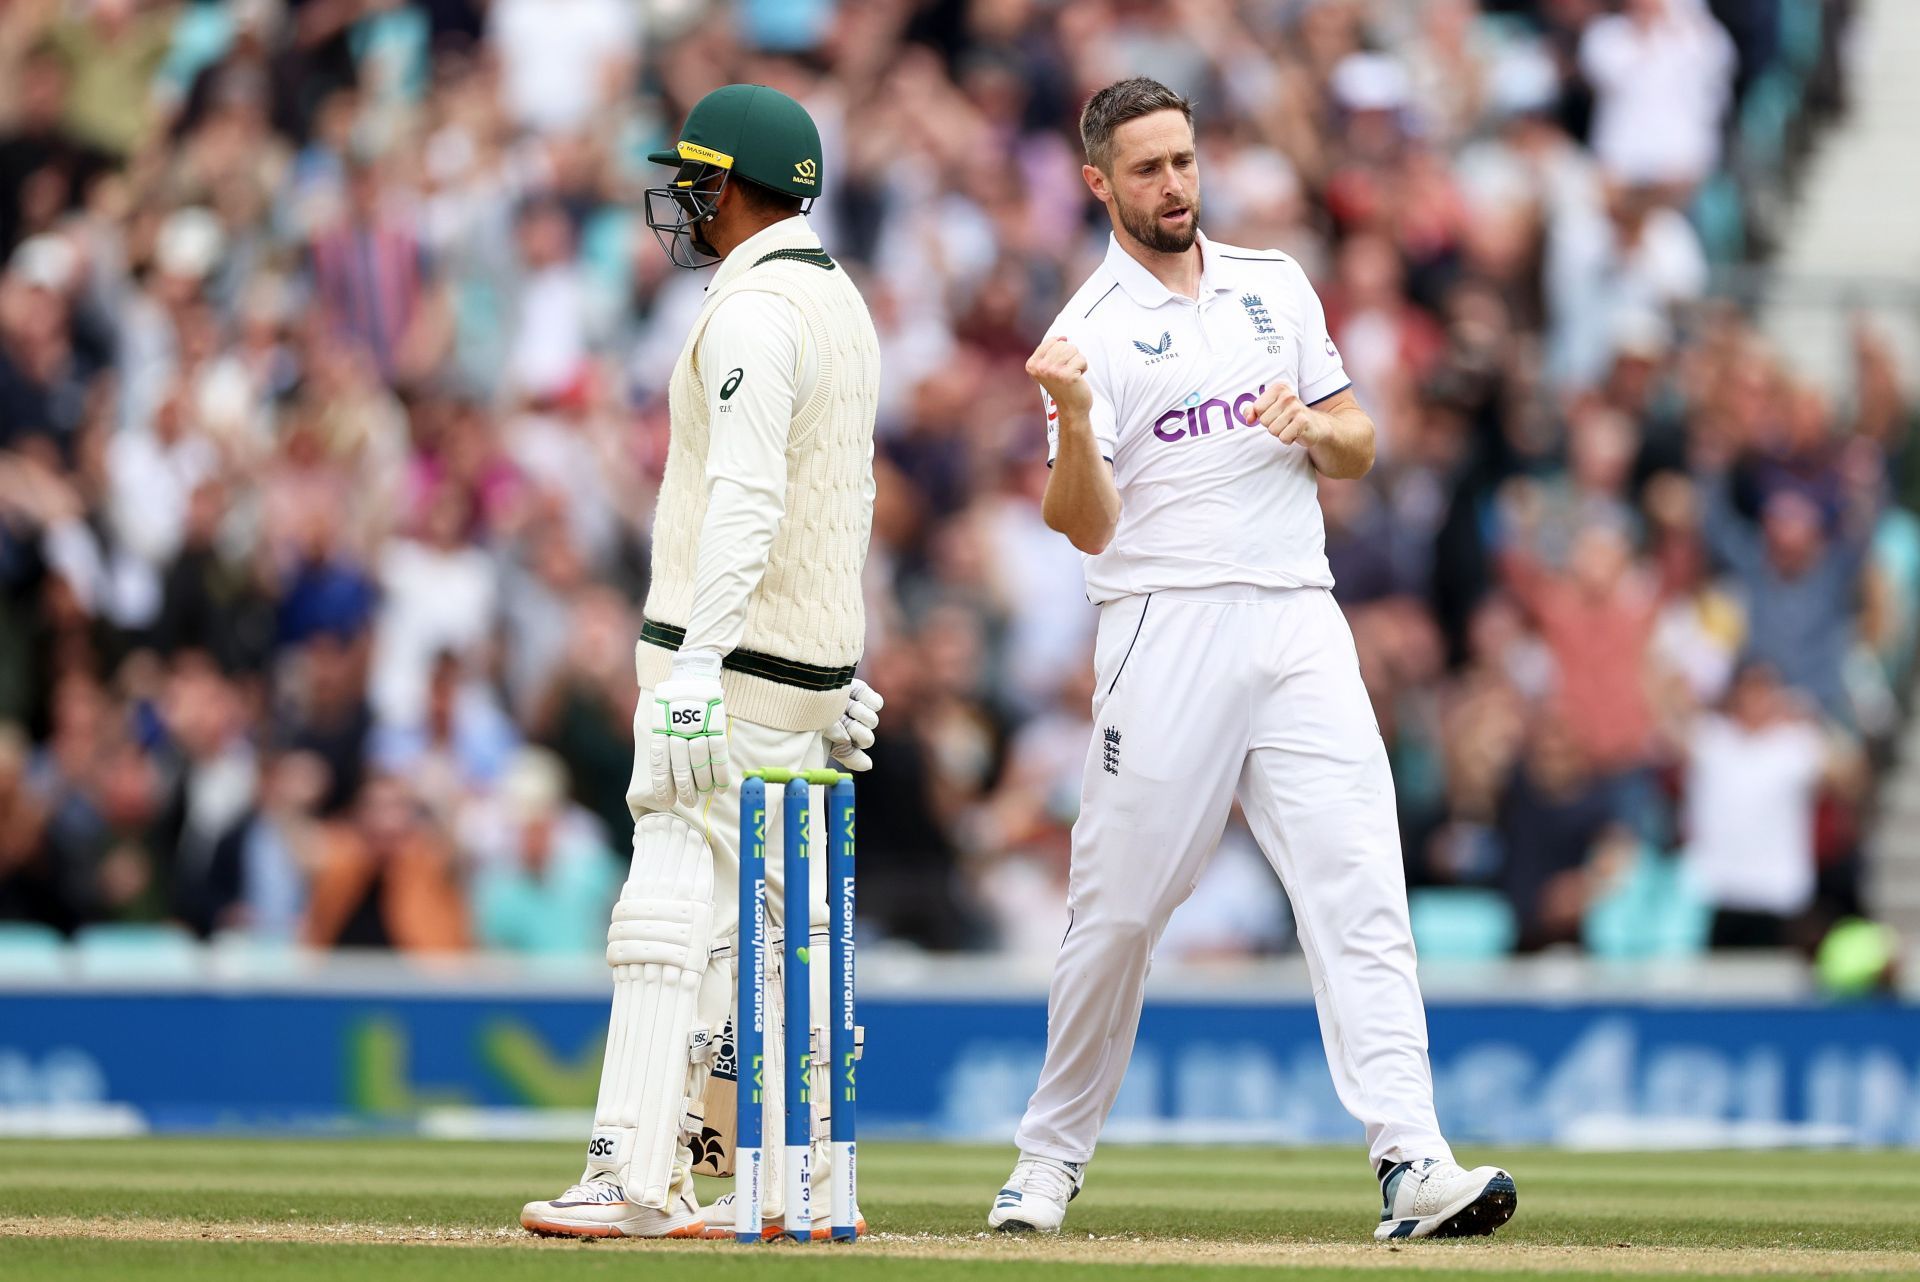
1151;385;1270;443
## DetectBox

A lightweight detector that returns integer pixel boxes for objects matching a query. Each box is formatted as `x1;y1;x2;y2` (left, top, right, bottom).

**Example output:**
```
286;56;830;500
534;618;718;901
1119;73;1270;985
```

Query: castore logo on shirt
1131;331;1175;364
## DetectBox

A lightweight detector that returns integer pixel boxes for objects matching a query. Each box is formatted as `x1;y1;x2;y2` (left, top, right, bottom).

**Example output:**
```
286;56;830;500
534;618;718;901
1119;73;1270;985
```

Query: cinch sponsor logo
1153;384;1269;443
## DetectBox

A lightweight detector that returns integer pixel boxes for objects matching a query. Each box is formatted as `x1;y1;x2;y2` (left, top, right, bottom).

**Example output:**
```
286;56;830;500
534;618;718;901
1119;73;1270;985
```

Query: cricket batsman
520;84;882;1240
989;78;1517;1241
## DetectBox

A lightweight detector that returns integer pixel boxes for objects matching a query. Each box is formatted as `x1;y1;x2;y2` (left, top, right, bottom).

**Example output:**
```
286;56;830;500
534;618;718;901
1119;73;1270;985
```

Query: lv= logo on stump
736;768;861;1243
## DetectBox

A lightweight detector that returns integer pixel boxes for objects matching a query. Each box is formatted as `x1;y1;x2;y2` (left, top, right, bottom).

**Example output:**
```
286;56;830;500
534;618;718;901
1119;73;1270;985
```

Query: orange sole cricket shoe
520;1179;706;1239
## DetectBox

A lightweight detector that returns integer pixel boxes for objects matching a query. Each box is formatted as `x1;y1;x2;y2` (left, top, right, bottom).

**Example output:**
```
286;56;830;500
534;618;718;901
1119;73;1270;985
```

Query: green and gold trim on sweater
753;247;836;271
639;619;857;692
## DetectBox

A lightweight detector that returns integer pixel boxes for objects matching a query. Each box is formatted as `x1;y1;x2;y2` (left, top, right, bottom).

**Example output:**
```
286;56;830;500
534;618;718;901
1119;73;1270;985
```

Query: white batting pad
589;812;715;1210
758;927;786;1219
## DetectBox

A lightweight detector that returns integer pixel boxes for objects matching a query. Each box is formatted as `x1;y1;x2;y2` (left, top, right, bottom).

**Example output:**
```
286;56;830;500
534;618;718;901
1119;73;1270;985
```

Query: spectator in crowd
228;747;330;941
487;0;639;138
503;194;591;405
148;651;259;935
0;0;1897;963
0;721;60;925
1680;659;1862;948
469;747;617;956
1;232;96;455
1702;472;1876;728
46;721;169;928
372;648;518;829
1646;472;1746;707
13;676;115;929
526;585;636;857
42;0;174;159
1579;0;1736;194
0;42;109;266
275;505;376;649
1500;515;1662;794
1546;182;1709;390
1496;712;1635;951
368;488;498;729
154;477;275;673
279;628;373;816
308;152;448;385
304;772;467;951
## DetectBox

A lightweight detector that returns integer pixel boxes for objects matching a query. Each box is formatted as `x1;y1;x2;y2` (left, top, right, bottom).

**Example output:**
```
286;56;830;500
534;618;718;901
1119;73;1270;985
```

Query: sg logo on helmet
793;158;818;184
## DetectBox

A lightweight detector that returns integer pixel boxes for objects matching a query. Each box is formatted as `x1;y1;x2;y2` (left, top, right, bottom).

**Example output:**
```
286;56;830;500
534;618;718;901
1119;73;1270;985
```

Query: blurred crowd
1;0;1909;963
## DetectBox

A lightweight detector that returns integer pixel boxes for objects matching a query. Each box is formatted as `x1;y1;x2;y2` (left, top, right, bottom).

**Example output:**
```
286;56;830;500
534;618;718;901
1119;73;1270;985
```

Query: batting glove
649;650;731;805
824;678;884;772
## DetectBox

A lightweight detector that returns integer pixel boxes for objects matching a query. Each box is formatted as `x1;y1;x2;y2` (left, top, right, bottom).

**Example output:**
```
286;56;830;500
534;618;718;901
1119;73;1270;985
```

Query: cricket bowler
520;83;883;1240
990;78;1518;1241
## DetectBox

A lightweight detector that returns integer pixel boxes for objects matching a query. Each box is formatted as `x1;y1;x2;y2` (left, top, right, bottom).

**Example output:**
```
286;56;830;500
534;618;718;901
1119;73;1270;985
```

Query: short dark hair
732;175;804;217
1079;77;1194;172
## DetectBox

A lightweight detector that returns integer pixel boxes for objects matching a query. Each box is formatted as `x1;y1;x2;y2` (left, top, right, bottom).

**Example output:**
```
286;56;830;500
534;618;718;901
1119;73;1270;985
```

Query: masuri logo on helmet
643;84;824;269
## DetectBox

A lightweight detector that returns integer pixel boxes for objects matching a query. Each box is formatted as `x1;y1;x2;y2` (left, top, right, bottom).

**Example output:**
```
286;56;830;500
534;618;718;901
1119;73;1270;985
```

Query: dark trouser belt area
640;619;857;692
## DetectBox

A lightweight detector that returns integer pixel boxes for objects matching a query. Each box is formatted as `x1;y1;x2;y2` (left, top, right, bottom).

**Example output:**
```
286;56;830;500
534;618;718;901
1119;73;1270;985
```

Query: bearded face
1094;109;1203;257
1114;182;1201;254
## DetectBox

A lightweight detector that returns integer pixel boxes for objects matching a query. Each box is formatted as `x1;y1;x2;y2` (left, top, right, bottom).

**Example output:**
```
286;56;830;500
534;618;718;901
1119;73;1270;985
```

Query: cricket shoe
698;1190;866;1241
1374;1158;1516;1241
520;1178;705;1238
987;1155;1085;1232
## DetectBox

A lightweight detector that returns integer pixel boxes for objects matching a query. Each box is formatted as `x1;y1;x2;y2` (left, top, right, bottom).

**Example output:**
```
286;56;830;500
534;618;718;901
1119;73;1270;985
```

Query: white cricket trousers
1013;585;1452;1170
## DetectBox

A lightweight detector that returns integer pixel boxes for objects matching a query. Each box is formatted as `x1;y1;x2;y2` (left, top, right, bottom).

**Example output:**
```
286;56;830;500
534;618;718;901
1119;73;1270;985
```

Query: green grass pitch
2;1139;1917;1279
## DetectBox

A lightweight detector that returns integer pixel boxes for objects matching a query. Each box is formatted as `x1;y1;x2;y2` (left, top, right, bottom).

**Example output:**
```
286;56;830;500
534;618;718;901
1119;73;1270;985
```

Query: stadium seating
1408;889;1519;961
71;924;203;982
0;923;66;979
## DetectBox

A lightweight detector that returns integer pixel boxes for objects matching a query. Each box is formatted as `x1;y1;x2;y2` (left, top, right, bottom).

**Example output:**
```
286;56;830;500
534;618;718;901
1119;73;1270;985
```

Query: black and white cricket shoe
1374;1157;1517;1241
987;1155;1085;1233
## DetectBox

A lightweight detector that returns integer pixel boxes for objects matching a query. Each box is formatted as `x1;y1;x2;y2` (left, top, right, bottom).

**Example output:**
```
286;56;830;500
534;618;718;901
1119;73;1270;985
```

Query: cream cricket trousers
1013;585;1453;1170
594;688;832;1208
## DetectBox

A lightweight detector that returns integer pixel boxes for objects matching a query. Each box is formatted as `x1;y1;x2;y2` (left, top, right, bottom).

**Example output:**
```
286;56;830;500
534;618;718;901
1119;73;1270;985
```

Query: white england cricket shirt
1044;231;1351;604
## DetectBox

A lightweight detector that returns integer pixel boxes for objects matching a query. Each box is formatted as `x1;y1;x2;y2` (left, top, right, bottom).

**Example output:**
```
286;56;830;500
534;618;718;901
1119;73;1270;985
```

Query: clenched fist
1242;382;1329;448
824;678;885;772
1027;336;1093;418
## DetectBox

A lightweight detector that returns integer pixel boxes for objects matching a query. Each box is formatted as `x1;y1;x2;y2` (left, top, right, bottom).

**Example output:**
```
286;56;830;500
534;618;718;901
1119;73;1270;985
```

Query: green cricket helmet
645;84;823;268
